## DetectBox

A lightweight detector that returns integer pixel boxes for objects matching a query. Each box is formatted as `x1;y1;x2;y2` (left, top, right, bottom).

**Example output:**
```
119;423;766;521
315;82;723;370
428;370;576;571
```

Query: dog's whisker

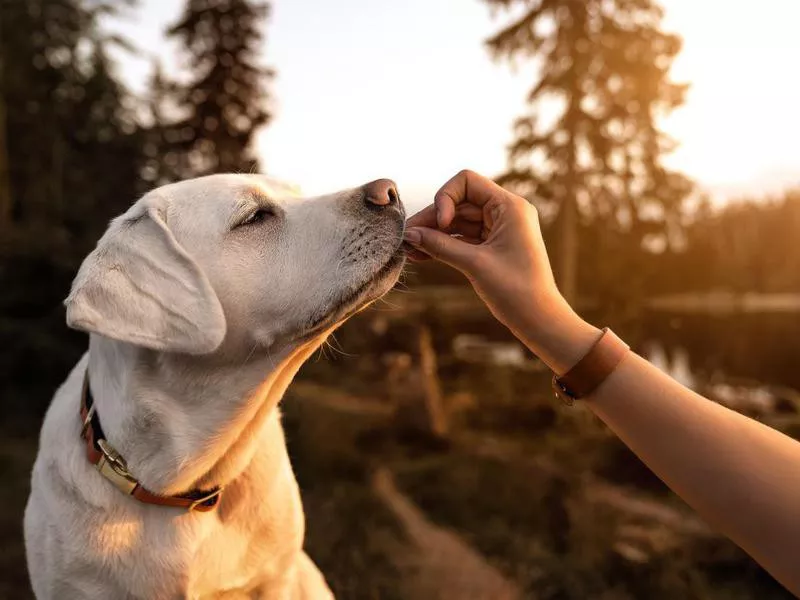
376;294;403;308
325;334;356;358
371;303;401;312
242;343;258;366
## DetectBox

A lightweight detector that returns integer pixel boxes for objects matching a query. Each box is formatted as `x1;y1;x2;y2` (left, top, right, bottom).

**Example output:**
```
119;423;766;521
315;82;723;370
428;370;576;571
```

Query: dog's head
65;174;406;355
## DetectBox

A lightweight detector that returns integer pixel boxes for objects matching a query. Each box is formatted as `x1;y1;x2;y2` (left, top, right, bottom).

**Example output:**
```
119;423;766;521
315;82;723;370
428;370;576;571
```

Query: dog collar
79;371;222;512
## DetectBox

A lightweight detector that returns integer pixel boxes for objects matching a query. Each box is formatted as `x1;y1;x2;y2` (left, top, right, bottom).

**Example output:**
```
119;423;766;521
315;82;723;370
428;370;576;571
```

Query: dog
23;174;406;599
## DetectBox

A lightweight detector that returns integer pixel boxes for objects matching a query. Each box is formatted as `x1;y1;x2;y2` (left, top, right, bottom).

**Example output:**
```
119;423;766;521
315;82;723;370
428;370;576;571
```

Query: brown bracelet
552;328;629;405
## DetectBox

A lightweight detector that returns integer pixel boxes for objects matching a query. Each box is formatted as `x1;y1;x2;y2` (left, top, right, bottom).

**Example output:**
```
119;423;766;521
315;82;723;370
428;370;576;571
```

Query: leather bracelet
552;328;629;405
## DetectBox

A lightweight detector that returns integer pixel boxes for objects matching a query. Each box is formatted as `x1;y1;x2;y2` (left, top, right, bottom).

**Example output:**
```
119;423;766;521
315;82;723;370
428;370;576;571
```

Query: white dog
24;174;406;599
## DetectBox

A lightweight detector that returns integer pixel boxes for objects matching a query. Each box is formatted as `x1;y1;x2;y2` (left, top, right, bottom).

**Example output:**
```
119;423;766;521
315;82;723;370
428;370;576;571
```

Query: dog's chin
296;248;406;342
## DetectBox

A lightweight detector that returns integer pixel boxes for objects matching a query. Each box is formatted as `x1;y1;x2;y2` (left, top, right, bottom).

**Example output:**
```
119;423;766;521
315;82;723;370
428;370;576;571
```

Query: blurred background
2;0;800;598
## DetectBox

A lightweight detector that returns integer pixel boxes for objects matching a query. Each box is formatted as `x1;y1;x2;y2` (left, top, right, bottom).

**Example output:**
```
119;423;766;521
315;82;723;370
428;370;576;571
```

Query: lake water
374;289;800;392
425;305;800;392
626;311;800;391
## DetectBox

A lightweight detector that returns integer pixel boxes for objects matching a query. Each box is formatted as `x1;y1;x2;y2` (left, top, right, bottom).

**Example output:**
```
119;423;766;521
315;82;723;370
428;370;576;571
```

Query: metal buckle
552;375;576;407
96;439;138;495
188;488;222;512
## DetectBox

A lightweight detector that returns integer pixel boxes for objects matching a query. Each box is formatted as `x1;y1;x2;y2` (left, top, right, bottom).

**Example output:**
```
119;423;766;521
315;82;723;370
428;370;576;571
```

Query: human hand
403;170;600;373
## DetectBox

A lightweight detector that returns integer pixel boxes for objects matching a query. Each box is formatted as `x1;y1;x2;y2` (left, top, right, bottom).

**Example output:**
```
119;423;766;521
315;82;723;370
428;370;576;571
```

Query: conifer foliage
485;0;692;301
160;0;273;178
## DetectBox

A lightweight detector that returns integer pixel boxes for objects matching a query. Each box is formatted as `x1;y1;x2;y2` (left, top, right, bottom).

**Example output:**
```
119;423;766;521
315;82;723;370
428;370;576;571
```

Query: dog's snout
363;179;399;209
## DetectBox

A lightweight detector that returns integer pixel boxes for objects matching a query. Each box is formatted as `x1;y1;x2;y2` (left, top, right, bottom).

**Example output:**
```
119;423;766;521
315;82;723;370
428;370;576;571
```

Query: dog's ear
65;199;227;354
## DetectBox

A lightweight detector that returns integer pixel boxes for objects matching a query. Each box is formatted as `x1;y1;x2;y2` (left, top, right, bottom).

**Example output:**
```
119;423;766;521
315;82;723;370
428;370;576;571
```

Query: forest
2;0;798;598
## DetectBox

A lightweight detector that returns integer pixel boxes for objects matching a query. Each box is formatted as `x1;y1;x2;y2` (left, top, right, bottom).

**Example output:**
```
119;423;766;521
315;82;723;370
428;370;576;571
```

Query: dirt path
372;467;523;600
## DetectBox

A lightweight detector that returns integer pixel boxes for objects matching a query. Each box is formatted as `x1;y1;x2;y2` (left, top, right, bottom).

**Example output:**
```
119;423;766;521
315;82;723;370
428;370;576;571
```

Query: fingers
403;200;481;262
403;245;431;262
455;203;483;222
405;204;437;229
405;170;520;267
433;170;507;229
403;226;478;272
451;235;483;245
403;230;482;262
444;218;483;240
406;192;484;230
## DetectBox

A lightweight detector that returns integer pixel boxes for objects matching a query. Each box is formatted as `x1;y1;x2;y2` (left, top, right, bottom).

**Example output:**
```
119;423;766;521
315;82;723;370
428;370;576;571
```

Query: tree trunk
0;57;13;230
558;192;578;304
51;131;64;220
417;325;449;439
559;123;579;304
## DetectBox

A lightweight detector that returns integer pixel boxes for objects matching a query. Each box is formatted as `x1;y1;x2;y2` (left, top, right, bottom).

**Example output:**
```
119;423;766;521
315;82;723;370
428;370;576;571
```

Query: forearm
594;354;800;592
522;303;800;595
408;168;800;592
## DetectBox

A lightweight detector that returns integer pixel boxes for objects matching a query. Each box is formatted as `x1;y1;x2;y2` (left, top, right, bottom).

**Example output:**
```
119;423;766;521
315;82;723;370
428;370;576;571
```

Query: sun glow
115;0;800;207
661;0;800;198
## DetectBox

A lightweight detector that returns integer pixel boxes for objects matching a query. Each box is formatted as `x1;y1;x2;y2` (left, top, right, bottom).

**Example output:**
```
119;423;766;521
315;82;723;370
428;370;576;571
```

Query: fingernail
403;228;422;245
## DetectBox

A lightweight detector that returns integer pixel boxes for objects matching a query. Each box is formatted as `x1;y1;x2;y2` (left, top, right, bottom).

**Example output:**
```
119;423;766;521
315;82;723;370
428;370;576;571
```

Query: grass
300;482;407;600
393;450;793;600
4;308;798;600
282;392;409;600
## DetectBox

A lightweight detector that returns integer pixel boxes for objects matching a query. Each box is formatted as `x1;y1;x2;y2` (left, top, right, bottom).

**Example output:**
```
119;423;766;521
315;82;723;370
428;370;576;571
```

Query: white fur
24;174;405;599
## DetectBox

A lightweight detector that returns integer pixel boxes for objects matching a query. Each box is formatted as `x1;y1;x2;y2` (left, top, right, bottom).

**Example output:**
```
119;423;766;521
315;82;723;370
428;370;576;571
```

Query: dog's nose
363;179;399;208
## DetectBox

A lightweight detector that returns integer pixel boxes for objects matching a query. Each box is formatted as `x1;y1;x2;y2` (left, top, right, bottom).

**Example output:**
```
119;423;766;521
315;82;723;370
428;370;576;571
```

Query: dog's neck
86;333;327;496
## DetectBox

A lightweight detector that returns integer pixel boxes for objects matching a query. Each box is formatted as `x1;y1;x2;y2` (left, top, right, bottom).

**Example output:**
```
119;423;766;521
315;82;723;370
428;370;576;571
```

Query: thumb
403;226;477;273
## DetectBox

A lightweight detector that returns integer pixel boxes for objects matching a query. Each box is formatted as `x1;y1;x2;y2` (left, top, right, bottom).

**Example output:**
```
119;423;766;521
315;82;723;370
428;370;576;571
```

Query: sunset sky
111;0;800;212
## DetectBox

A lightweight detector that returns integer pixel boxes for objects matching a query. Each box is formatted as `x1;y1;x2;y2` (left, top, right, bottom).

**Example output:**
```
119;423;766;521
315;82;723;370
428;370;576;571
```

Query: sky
110;0;800;213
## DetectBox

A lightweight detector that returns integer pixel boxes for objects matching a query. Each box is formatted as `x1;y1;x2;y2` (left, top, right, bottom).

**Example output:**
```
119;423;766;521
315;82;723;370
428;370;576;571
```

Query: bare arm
534;301;800;595
404;170;800;596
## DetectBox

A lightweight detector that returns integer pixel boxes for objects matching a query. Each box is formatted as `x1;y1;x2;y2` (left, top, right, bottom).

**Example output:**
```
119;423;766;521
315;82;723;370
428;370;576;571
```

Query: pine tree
142;60;178;186
0;42;11;231
165;0;273;177
0;0;146;420
65;41;144;242
0;0;142;243
485;0;692;302
1;0;86;229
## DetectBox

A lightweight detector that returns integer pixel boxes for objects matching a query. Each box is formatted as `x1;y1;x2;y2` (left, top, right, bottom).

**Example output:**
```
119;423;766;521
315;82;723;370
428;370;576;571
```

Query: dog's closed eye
237;208;273;227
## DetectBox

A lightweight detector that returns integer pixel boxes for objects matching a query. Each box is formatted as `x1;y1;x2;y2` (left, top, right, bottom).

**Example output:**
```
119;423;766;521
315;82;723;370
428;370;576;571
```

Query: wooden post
418;324;449;439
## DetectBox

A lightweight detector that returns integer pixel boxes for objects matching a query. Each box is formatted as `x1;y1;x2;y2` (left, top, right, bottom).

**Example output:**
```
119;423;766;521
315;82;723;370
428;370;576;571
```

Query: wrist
518;295;602;375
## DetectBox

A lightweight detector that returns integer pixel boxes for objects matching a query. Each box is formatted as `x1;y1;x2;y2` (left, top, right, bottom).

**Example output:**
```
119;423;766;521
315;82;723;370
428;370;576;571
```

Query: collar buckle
96;438;138;495
82;370;222;511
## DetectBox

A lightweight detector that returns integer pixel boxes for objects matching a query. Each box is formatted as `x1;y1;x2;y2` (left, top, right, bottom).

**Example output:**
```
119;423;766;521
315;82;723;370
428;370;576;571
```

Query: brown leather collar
80;371;222;512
